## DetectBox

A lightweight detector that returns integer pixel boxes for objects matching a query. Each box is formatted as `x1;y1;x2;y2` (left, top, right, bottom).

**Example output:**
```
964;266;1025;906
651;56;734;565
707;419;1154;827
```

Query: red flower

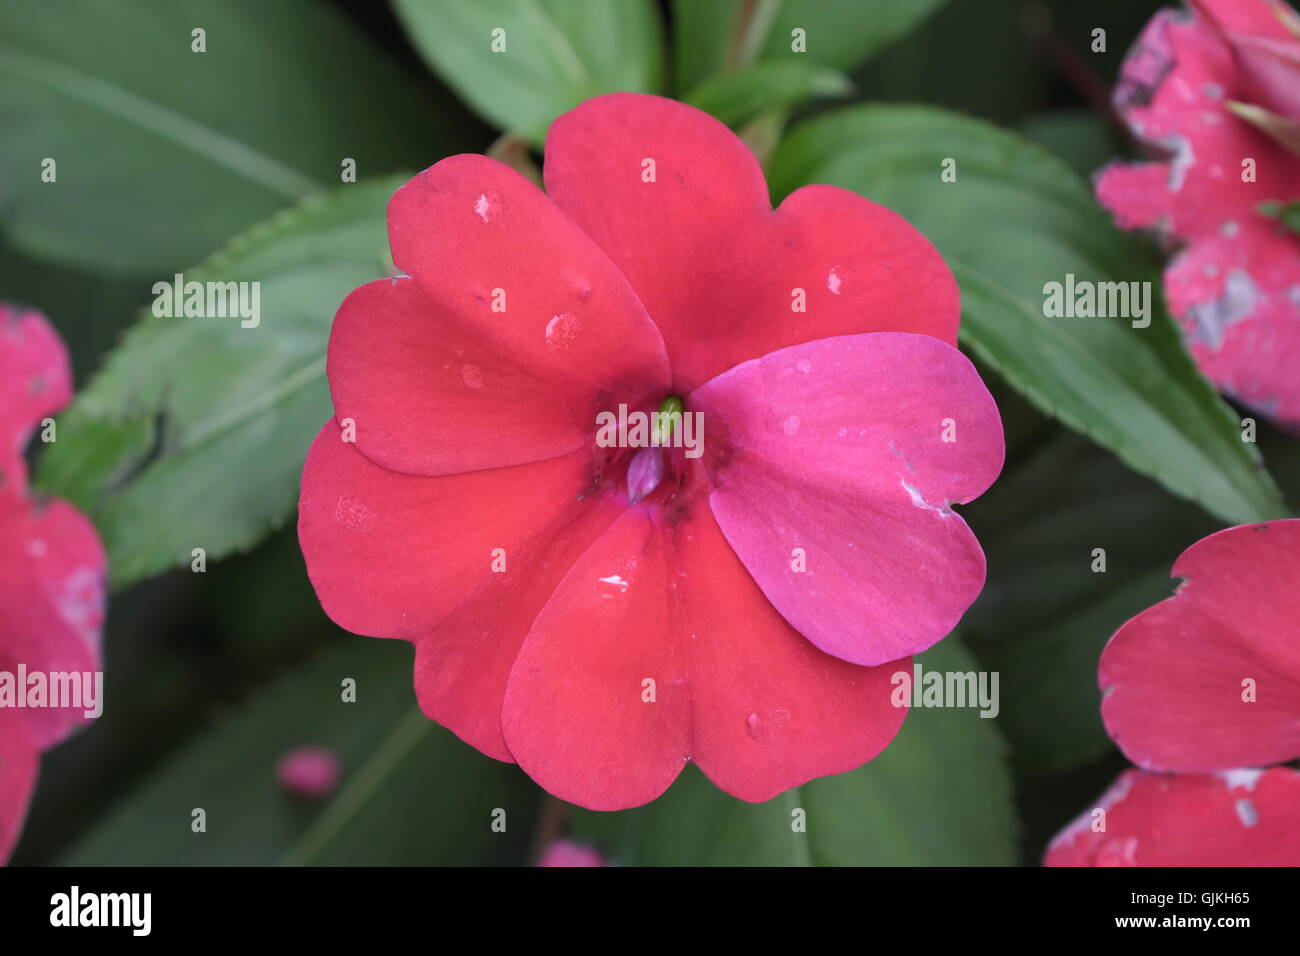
1096;0;1300;426
298;94;1004;810
1100;520;1300;772
1048;520;1300;866
0;305;106;863
1046;767;1300;866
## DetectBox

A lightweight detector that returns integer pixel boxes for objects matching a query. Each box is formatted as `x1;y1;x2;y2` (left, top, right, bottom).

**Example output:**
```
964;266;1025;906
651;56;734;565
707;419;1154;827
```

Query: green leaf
684;61;852;127
768;105;1286;526
960;434;1219;775
0;0;447;273
1017;109;1122;180
571;640;1017;866
1258;199;1300;235
393;0;663;146
673;0;948;93
36;178;402;589
60;637;539;865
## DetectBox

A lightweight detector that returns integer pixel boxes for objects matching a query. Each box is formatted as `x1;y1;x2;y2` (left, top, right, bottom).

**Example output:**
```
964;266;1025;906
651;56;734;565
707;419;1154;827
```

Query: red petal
500;507;691;809
501;497;907;810
679;502;907;803
0;306;71;486
1100;520;1300;772
298;421;624;758
0;491;105;751
689;333;1003;666
544;94;959;393
1046;767;1300;866
329;155;670;476
0;706;37;865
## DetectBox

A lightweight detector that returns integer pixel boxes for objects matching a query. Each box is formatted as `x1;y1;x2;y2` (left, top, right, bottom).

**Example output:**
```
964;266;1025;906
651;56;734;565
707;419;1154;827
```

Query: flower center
627;395;685;504
653;395;684;445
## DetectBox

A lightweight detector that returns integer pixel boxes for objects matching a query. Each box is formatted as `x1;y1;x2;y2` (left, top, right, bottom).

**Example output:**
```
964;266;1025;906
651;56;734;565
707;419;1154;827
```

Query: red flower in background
1100;520;1300;772
0;305;106;863
1048;520;1300;866
276;745;342;800
1096;0;1300;426
1046;767;1300;866
299;94;1004;810
536;840;607;867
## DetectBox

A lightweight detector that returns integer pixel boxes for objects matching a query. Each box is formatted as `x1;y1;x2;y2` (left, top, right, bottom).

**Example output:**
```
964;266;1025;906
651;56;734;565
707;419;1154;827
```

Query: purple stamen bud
627;445;665;504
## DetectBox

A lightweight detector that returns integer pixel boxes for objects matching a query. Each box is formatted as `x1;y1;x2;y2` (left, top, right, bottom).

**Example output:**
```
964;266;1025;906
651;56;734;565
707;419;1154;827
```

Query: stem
487;132;543;189
723;0;782;72
1021;3;1123;133
528;796;571;863
280;705;431;866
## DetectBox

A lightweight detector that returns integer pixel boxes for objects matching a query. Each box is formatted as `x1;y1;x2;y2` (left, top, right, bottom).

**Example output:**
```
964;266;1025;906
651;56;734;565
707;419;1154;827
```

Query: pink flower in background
276;745;342;799
0;305;106;863
299;93;1004;810
1049;520;1300;866
1046;767;1300;866
536;840;607;867
1096;0;1300;426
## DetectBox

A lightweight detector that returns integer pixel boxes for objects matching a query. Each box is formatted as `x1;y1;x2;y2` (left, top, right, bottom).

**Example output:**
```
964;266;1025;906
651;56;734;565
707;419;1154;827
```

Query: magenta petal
689;332;1003;666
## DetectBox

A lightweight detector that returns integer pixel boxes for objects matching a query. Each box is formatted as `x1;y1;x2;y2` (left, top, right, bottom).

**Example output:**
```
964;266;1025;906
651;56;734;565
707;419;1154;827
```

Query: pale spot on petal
597;573;629;597
1235;797;1259;828
1221;768;1264;792
545;312;580;348
901;479;950;516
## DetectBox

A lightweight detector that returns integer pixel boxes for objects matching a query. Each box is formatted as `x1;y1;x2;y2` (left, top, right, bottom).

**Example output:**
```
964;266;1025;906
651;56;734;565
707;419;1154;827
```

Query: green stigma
653;395;684;446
